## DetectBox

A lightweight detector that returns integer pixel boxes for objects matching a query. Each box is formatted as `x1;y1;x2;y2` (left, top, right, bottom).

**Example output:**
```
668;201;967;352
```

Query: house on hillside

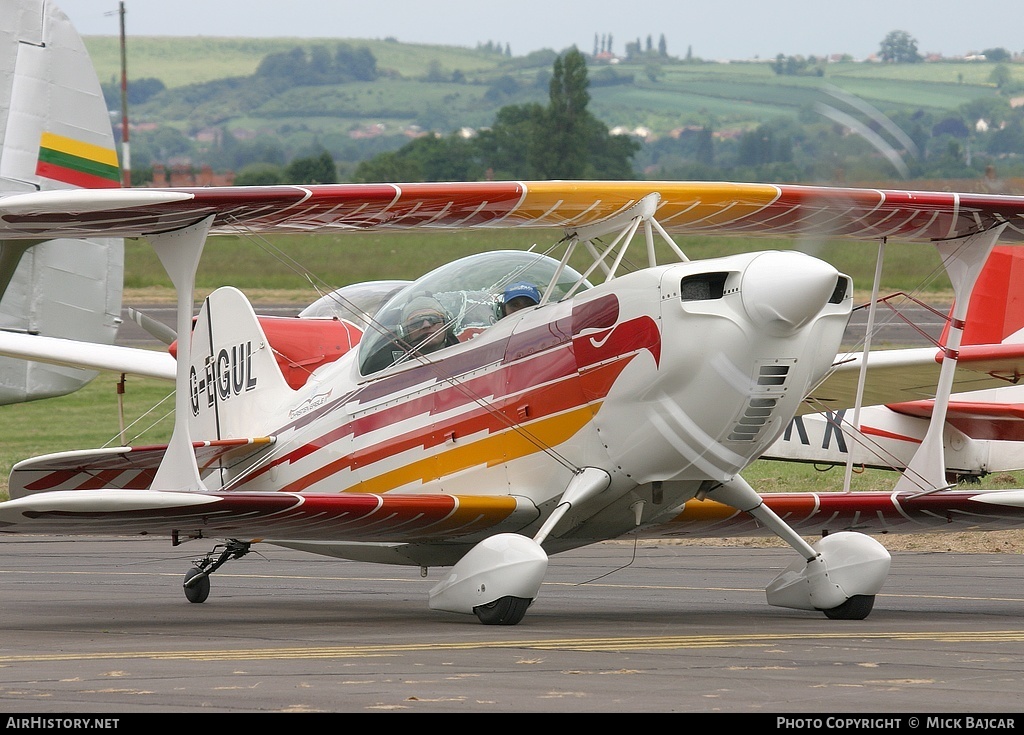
150;163;234;187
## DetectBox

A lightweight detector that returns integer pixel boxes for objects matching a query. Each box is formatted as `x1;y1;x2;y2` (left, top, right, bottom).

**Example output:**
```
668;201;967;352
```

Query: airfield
0;303;1014;714
0;536;1022;713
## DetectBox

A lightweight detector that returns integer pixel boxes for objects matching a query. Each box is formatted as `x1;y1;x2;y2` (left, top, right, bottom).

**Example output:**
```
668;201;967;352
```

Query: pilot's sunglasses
405;314;444;329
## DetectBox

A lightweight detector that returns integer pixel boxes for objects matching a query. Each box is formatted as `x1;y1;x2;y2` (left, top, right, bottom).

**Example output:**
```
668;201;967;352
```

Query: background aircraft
764;245;1024;483
0;0;124;404
4;1;1024;628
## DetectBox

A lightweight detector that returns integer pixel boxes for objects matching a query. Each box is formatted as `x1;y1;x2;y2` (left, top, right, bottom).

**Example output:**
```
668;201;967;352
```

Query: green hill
81;36;1024;183
84;36;513;88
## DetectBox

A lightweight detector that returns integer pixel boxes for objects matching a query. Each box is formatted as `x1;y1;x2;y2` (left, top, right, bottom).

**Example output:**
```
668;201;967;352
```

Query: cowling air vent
680;272;728;301
728;358;796;442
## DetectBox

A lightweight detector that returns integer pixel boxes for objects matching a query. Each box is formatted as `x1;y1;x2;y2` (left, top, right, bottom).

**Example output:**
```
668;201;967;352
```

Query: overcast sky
56;0;1023;62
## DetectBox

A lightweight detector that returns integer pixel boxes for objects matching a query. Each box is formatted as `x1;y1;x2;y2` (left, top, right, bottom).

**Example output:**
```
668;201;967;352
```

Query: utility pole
119;1;130;186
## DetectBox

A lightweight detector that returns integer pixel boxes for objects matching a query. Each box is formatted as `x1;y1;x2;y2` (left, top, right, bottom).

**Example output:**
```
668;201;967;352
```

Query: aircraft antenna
118;2;130;187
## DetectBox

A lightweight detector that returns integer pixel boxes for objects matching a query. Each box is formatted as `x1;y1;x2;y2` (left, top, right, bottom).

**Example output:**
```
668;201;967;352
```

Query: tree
355;49;639;182
983;47;1012;63
126;77;165;105
987;118;1024;156
879;31;921;63
694;127;714;166
234;162;285;185
335;44;378;81
990;64;1012;90
543;49;592;178
474;103;547;178
286;150;337;184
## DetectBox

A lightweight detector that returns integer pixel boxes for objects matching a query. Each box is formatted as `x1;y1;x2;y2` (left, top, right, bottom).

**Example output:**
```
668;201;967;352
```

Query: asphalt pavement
0;537;1021;714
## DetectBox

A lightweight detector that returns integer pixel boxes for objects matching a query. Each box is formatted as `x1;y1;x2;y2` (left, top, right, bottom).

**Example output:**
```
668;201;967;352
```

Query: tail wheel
473;596;531;625
822;594;875;620
183;567;211;604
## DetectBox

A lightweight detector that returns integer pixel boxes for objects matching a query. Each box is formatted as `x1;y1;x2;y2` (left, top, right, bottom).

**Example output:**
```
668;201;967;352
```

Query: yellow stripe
39;131;119;167
513;181;781;229
353;404;598;494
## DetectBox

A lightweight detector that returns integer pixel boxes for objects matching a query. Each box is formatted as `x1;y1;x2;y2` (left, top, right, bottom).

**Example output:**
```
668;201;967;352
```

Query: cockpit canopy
358;250;591;375
299;280;411;329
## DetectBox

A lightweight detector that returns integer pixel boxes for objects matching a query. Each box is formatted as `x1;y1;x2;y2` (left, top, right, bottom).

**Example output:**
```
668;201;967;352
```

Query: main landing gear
182;539;251;603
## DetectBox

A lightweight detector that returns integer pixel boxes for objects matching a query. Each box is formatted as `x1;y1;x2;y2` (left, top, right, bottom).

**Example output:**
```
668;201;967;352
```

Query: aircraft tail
187;287;297;442
944;245;1024;346
0;0;124;404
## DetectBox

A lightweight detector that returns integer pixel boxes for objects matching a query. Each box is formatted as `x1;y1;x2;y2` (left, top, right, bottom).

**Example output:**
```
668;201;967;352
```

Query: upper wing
5;181;1024;406
2;182;1024;243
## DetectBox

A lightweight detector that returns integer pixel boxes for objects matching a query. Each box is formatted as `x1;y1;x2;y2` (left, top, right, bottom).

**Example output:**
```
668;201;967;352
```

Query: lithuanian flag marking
35;132;121;188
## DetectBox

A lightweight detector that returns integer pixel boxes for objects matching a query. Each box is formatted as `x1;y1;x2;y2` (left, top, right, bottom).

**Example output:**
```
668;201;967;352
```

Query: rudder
187;287;296;442
943;246;1024;346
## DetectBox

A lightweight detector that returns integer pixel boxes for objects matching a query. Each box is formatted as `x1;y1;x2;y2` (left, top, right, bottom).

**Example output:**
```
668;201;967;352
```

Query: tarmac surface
1;536;1022;713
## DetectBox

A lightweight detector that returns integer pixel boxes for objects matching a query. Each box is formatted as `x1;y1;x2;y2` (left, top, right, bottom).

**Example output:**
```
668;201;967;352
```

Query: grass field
120;228;956;305
83;36;509;88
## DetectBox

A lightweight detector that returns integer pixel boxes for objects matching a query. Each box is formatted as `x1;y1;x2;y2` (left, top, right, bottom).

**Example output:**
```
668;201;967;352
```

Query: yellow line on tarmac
2;630;1023;664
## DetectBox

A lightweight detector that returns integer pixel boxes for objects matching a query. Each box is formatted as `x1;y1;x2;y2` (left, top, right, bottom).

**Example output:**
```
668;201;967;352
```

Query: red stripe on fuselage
236;293;660;492
257;354;634;493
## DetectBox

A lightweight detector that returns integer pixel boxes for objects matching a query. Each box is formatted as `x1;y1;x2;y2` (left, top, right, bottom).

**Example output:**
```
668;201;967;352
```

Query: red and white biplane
3;1;1024;625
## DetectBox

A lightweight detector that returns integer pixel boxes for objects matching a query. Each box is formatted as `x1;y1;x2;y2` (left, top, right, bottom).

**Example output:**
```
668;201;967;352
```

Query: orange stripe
348;404;599;494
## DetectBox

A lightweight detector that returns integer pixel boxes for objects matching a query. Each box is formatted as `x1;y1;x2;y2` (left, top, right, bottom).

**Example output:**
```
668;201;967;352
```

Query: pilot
500;281;541;318
399;295;458;355
361;295;457;374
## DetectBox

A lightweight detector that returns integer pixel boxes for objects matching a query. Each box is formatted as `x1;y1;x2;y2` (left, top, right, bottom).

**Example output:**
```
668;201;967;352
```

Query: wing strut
843;238;887;492
894;223;1008;495
545;192;687;303
148;216;215;492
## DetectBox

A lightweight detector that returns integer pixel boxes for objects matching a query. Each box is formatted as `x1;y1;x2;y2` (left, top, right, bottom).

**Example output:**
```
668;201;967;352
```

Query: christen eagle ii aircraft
6;2;1024;626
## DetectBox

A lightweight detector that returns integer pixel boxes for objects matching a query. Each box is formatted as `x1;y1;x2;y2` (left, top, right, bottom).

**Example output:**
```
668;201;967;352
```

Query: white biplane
3;1;1024;626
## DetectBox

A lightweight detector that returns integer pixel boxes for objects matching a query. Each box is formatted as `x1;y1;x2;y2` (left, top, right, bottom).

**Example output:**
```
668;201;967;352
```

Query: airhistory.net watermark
6;719;119;730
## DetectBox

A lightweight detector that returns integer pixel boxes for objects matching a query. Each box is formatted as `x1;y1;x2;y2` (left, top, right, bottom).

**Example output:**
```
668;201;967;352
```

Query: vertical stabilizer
0;0;124;404
942;245;1024;346
187;287;296;443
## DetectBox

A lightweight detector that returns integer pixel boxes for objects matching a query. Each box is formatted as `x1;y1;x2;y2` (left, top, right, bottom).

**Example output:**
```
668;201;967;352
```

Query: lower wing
644;490;1024;539
0;486;540;543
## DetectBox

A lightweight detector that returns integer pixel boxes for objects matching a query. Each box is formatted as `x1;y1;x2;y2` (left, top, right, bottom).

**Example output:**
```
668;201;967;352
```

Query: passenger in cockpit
500;281;541;318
